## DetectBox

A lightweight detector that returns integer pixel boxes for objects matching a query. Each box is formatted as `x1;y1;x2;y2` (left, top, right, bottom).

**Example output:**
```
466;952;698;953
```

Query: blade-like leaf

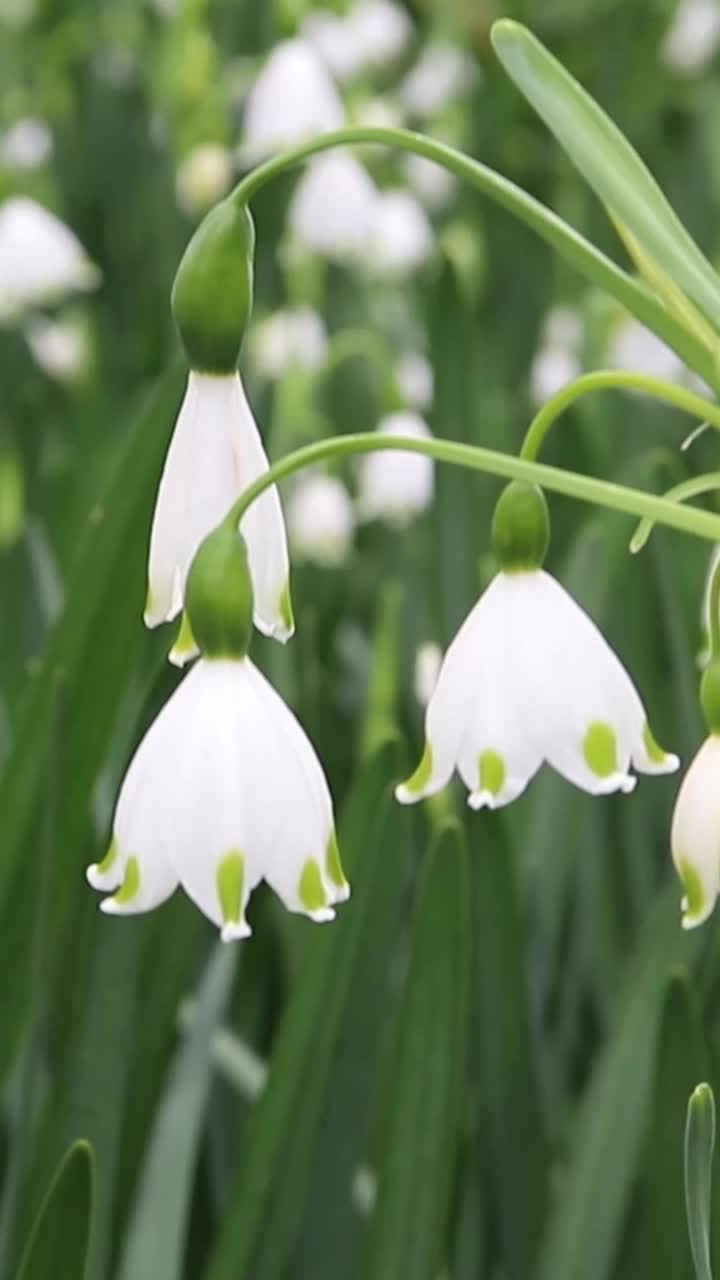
686;1083;716;1280
16;1141;94;1280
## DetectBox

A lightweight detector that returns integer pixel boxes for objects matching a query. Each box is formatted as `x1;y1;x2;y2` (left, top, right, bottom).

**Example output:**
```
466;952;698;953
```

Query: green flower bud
185;524;253;661
172;198;255;374
491;481;550;571
701;658;720;733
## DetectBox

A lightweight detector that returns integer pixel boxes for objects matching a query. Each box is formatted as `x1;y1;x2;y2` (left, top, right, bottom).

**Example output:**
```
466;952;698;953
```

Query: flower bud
185;524;254;660
171;197;255;373
491;481;550;571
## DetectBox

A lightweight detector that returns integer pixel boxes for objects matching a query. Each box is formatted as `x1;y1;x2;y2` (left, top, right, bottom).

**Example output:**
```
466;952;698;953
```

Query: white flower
399;40;478;117
366;189;433;275
671;735;720;927
176;143;234;215
145;372;292;646
395;351;434;411
529;346;581;407
86;657;349;939
0;197;99;318
25;315;89;381
252;306;328;378
287;472;355;565
353;95;404;130
661;0;720;71
357;411;434;524
541;304;583;350
241;38;345;163
402;154;457;210
301;9;364;82
1;117;52;170
414;642;441;707
289;152;378;261
397;570;679;808
302;0;411;80
607;317;685;381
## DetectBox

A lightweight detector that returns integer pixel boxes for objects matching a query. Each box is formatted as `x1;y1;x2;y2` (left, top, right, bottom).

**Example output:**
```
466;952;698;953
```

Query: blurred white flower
0;117;52;171
87;656;349;939
607;317;685;381
397;571;678;808
25;316;89;381
414;641;441;707
241;38;345;163
302;0;411;81
289;152;378;261
399;40;478;117
149;0;178;15
357;411;434;523
302;9;363;81
353;95;404;129
287;472;355;565
402;153;457;210
0;0;35;26
395;351;434;411
176;143;234;215
367;188;433;274
145;373;292;645
542;304;583;350
0;197;99;318
529;346;581;407
661;0;720;71
252;306;328;378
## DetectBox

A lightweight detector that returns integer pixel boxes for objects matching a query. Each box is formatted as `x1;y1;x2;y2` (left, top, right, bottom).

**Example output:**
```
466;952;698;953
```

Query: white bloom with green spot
671;735;720;929
145;371;292;649
396;569;679;809
86;657;348;940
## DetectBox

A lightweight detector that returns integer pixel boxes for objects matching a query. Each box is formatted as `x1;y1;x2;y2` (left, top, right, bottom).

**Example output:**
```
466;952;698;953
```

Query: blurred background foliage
2;0;720;1276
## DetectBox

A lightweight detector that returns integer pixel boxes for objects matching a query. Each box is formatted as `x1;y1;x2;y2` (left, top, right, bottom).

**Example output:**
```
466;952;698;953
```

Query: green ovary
679;858;705;921
299;858;327;912
478;750;506;795
114;856;140;905
582;722;618;778
217;851;245;925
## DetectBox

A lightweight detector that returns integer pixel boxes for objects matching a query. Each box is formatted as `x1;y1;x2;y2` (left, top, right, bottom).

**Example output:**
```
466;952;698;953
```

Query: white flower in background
289;151;378;261
145;373;292;644
241;38;345;163
252;306;328;378
607;316;685;381
353;95;404;129
149;0;178;16
542;304;583;350
661;0;720;71
176;143;234;215
287;472;355;566
395;351;434;411
671;735;720;927
25;316;89;381
399;40;478;117
397;569;679;809
529;346;581;406
302;9;364;82
87;657;349;939
0;197;99;318
0;117;52;171
0;0;35;26
402;154;457;210
414;641;442;707
366;189;433;275
357;411;434;523
303;0;411;81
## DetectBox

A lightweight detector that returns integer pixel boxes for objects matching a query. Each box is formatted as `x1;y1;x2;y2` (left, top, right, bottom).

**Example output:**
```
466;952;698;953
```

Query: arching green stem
229;126;717;389
629;473;720;553
222;432;720;543
708;553;720;659
520;371;720;462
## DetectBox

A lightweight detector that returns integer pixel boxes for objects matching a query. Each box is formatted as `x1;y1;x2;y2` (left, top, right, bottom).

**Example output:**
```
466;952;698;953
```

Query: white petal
0;196;99;316
357;412;434;525
242;39;345;163
286;472;355;566
366;189;433;275
289;153;378;261
671;736;720;927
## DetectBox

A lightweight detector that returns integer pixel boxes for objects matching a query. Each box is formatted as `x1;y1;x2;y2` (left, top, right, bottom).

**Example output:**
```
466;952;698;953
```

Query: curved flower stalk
397;482;678;808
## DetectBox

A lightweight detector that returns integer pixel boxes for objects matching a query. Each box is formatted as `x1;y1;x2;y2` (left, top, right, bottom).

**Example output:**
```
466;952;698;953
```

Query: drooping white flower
399;40;478;117
395;351;434;411
366;188;433;275
402;153;457;210
356;411;434;524
86;657;349;939
414;641;441;707
289;152;378;261
176;143;234;215
671;734;720;927
0;197;99;318
26;315;89;381
607;316;685;382
241;38;345;163
302;9;364;82
661;0;720;71
287;472;355;565
302;0;411;80
397;568;679;808
145;372;292;644
252;306;328;378
0;117;52;170
529;345;581;406
542;304;583;350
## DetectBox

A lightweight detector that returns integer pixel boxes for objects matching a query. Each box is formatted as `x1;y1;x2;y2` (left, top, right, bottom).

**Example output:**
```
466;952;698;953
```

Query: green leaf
491;20;720;335
16;1141;94;1280
685;1083;716;1280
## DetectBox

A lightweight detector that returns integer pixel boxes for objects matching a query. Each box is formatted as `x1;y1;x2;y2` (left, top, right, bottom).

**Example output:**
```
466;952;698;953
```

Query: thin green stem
709;555;720;660
222;433;720;544
629;473;720;553
521;371;720;462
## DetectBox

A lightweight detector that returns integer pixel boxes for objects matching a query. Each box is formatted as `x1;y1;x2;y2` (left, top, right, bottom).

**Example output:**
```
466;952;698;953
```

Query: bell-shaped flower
395;351;434;411
302;0;411;81
399;40;478;118
88;526;349;940
366;189;433;275
289;152;378;262
357;411;434;524
241;38;345;163
397;483;679;809
0;196;99;318
287;471;355;566
252;306;328;378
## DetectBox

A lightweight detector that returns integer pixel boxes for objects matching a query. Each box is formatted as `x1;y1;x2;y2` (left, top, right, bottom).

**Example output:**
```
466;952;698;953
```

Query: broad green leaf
686;1083;715;1280
16;1141;94;1280
491;21;720;336
358;821;470;1280
204;736;405;1280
